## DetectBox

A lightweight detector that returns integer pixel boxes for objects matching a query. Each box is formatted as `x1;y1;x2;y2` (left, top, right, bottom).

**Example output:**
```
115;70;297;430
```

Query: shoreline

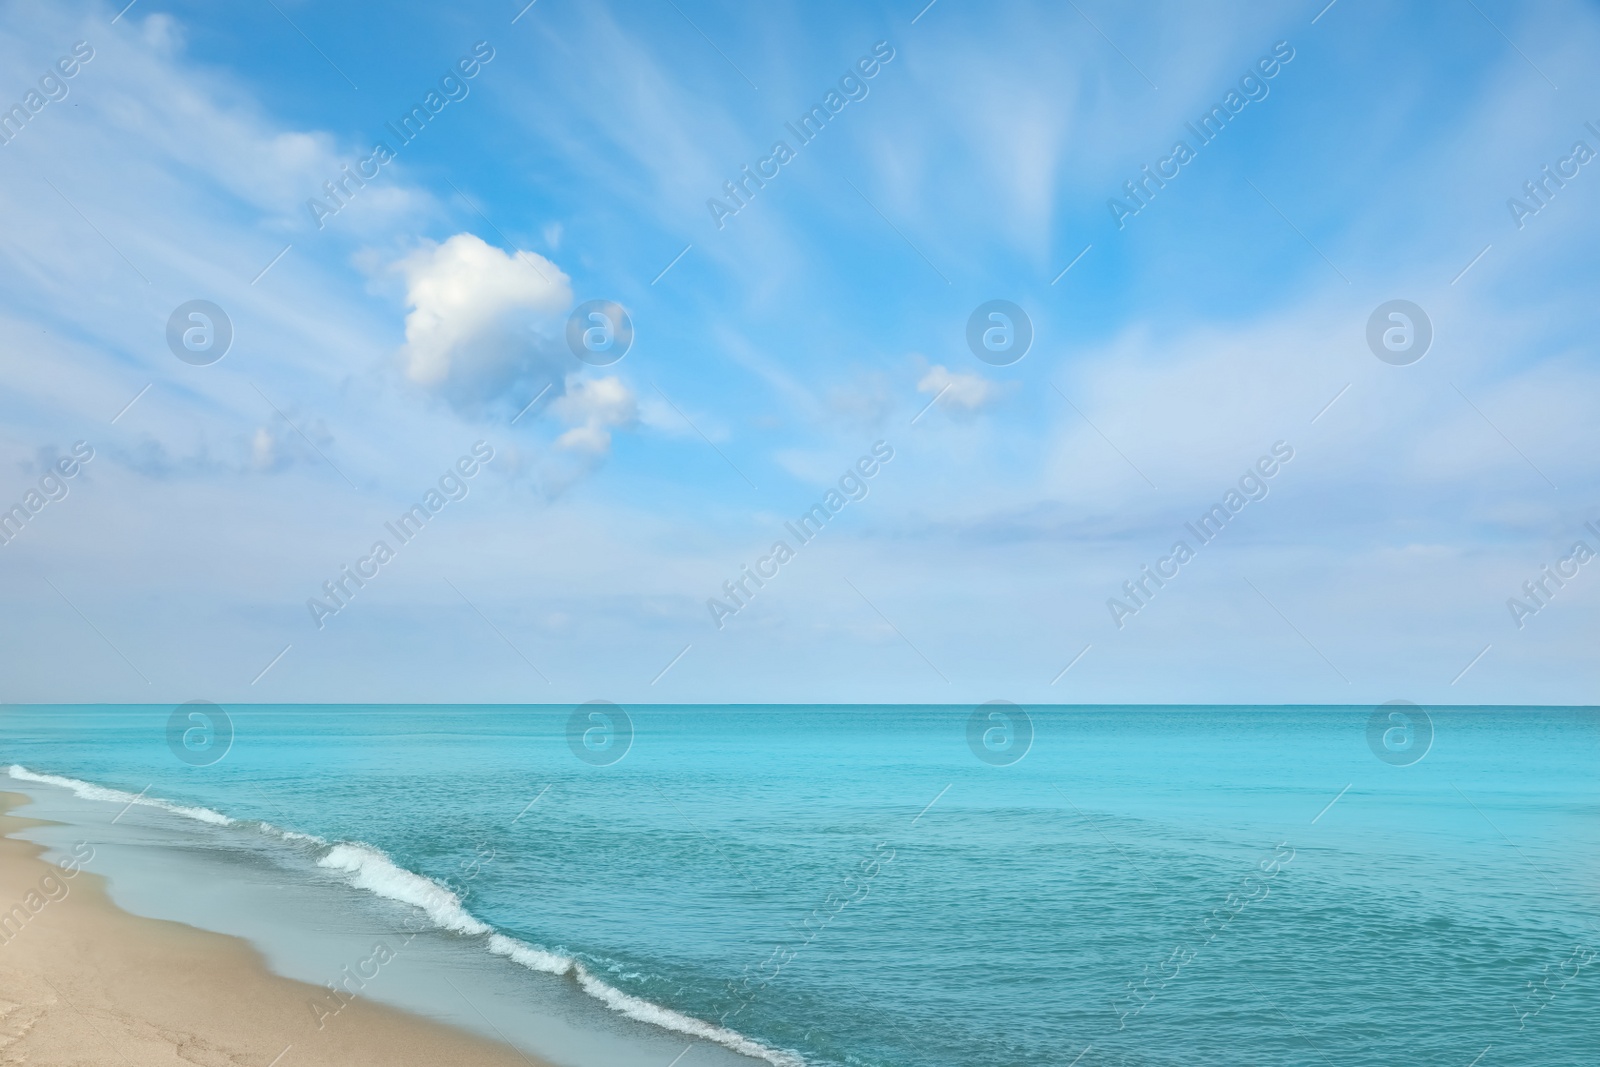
0;789;556;1067
2;767;790;1067
2;765;792;1067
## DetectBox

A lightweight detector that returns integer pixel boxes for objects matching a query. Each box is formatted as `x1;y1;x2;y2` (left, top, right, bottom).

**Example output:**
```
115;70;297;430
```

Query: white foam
7;765;234;826
482;935;803;1067
268;826;327;845
317;842;490;936
487;932;573;975
6;763;805;1067
572;964;805;1067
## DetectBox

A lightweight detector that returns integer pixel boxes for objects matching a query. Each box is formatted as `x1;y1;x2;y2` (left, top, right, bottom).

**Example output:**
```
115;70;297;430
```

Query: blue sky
0;0;1597;704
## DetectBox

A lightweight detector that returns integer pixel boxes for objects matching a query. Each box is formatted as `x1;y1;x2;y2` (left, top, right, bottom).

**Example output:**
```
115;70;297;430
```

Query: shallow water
3;704;1597;1067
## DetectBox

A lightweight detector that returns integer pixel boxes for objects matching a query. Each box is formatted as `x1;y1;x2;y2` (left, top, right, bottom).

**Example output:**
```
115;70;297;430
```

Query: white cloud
550;374;637;455
397;233;571;411
917;364;1003;415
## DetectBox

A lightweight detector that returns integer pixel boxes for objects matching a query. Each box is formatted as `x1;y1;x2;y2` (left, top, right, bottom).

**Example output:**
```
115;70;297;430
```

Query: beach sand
0;791;553;1067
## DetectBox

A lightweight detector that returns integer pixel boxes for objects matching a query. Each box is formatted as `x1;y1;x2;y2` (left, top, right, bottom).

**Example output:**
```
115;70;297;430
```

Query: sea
2;704;1596;1067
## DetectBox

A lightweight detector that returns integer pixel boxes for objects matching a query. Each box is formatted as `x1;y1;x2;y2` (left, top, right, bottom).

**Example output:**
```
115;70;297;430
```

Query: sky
0;0;1597;706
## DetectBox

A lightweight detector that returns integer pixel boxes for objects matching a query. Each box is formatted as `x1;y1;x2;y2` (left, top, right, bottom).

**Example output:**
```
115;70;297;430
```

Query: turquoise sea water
3;705;1597;1067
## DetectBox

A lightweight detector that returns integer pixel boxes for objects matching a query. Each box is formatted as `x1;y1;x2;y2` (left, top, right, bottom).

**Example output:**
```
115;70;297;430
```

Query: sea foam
7;765;234;826
572;962;805;1067
317;842;490;936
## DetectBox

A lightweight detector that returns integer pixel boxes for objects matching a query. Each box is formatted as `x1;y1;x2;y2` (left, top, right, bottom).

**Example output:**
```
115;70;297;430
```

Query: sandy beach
0;791;552;1067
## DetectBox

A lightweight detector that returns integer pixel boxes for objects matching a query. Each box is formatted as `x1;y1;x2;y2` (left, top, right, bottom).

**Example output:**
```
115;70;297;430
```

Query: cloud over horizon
0;0;1595;706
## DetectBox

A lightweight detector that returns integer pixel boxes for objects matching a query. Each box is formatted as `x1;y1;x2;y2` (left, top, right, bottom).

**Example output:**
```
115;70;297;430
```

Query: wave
4;764;804;1067
571;961;803;1066
7;765;235;826
487;932;573;975
318;842;491;937
481;935;803;1064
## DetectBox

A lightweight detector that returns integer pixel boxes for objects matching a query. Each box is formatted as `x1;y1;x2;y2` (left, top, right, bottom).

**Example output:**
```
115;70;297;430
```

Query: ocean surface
2;705;1597;1067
